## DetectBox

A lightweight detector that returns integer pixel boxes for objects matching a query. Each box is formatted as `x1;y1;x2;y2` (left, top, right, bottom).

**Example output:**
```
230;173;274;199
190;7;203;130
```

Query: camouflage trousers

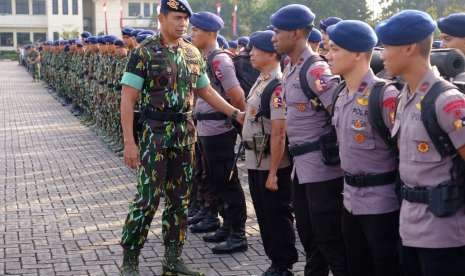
120;138;194;251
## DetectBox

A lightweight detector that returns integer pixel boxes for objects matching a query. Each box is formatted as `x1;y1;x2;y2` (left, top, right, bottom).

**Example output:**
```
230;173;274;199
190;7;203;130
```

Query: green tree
188;0;372;39
379;0;465;20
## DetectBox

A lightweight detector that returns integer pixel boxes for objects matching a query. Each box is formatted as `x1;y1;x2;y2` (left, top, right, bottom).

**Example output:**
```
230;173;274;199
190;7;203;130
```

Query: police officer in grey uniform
327;20;401;276
190;11;248;254
271;4;348;276
437;13;465;55
377;10;465;276
243;30;297;276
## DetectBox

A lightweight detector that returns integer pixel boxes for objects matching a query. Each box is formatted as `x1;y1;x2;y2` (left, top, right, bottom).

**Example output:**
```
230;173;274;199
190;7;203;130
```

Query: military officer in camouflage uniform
119;0;244;275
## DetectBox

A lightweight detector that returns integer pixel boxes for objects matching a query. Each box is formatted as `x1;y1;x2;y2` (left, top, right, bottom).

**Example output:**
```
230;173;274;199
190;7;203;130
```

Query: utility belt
344;171;397;188
194;112;228;121
141;108;193;123
288;131;340;166
400;180;465;217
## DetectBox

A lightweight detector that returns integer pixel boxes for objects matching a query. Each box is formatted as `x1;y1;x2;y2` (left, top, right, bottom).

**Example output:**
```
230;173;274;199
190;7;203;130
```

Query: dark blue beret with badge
130;29;142;38
160;0;192;17
438;13;465;38
308;28;322;43
136;33;151;44
270;4;315;31
114;39;125;47
238;36;249;47
122;27;134;36
228;40;238;49
327;20;377;52
80;31;91;39
319;17;342;32
190;12;224;32
87;36;98;44
376;10;436;46
217;34;229;49
249;30;276;53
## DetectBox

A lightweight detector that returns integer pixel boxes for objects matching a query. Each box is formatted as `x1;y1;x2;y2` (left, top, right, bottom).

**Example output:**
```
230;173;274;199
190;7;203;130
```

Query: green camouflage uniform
120;34;209;253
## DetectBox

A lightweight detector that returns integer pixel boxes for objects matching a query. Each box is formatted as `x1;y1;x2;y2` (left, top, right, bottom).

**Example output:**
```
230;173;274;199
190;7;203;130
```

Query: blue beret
114;39;125;47
97;36;106;44
53;41;59;46
130;29;143;37
308;28;322;43
376;10;436;46
327;20;377;52
136;33;151;44
58;40;66;45
122;27;134;36
138;30;155;36
80;31;91;38
319;17;342;32
250;30;276;53
160;0;192;17
68;39;76;44
228;40;238;49
64;45;70;52
76;41;84;47
238;36;249;47
190;12;224;32
217;35;229;49
270;4;315;31
438;13;465;38
266;25;274;31
106;35;119;44
87;36;98;44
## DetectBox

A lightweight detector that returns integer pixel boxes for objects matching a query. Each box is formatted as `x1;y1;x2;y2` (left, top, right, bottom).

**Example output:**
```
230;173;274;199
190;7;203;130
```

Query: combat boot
189;211;220;233
187;207;207;225
203;223;230;243
162;245;204;276
211;229;248;254
120;249;140;276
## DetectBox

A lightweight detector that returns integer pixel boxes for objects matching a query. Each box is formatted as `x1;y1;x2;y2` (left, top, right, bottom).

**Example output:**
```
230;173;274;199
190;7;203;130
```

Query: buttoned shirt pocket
348;127;376;150
407;124;443;163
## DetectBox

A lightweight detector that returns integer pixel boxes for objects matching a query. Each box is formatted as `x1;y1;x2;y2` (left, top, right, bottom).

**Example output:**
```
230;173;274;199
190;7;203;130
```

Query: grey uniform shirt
394;69;465;248
283;47;343;184
242;67;290;171
195;45;240;137
332;69;400;215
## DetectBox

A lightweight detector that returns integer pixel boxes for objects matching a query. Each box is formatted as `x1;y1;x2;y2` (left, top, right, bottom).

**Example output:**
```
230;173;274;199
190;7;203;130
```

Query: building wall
47;0;84;40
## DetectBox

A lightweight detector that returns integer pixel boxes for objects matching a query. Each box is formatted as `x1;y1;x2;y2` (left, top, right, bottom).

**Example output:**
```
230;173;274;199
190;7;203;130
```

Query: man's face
440;33;465;54
191;27;210;49
380;44;407;77
327;41;356;76
250;47;275;70
272;28;295;55
159;11;189;39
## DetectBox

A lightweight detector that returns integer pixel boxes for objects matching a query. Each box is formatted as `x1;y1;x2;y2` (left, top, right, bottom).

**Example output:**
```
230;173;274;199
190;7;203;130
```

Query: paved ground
0;61;306;276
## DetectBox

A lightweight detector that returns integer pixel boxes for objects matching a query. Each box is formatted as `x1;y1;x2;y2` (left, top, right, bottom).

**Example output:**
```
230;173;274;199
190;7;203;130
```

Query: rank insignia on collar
417;142;430;153
416;96;424;110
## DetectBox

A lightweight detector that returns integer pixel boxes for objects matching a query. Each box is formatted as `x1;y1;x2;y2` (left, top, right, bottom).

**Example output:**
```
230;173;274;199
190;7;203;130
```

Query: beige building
0;0;158;51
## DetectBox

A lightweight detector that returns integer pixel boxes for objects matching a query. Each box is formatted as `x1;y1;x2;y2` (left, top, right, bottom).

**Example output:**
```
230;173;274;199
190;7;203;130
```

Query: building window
32;0;46;15
16;32;31;46
0;0;12;14
62;0;68;15
143;3;150;17
72;0;77;14
0;32;14;47
53;32;59;40
15;0;29;14
152;3;157;15
52;0;58;14
33;33;46;42
128;2;140;17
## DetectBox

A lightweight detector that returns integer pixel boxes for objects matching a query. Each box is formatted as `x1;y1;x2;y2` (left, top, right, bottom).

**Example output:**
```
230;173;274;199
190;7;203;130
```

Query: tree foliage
188;0;372;39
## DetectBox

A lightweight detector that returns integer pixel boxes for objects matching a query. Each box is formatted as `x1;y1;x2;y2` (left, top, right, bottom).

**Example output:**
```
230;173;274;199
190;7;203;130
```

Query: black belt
194;112;228;121
401;185;429;204
142;109;192;123
288;141;320;156
344;171;397;188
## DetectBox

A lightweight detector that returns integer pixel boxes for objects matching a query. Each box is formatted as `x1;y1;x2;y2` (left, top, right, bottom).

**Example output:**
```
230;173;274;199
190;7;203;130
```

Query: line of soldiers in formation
22;0;465;275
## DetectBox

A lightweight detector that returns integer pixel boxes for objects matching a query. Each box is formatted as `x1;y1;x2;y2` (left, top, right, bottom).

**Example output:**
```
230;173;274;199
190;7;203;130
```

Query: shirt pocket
348;127;376;150
406;123;442;163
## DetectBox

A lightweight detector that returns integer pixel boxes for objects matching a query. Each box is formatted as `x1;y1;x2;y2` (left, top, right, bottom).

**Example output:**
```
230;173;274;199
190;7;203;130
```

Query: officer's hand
236;112;245;125
124;143;140;170
265;173;278;192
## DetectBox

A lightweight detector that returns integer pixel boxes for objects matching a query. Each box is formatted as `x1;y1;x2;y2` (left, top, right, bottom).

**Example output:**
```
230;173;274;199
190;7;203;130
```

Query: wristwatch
230;109;239;121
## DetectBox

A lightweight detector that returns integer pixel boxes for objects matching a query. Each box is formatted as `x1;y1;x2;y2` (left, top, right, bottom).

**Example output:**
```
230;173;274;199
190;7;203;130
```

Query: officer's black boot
120;248;140;276
187;207;207;225
189;211;220;233
202;223;230;243
162;243;204;276
211;227;248;254
261;266;294;276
